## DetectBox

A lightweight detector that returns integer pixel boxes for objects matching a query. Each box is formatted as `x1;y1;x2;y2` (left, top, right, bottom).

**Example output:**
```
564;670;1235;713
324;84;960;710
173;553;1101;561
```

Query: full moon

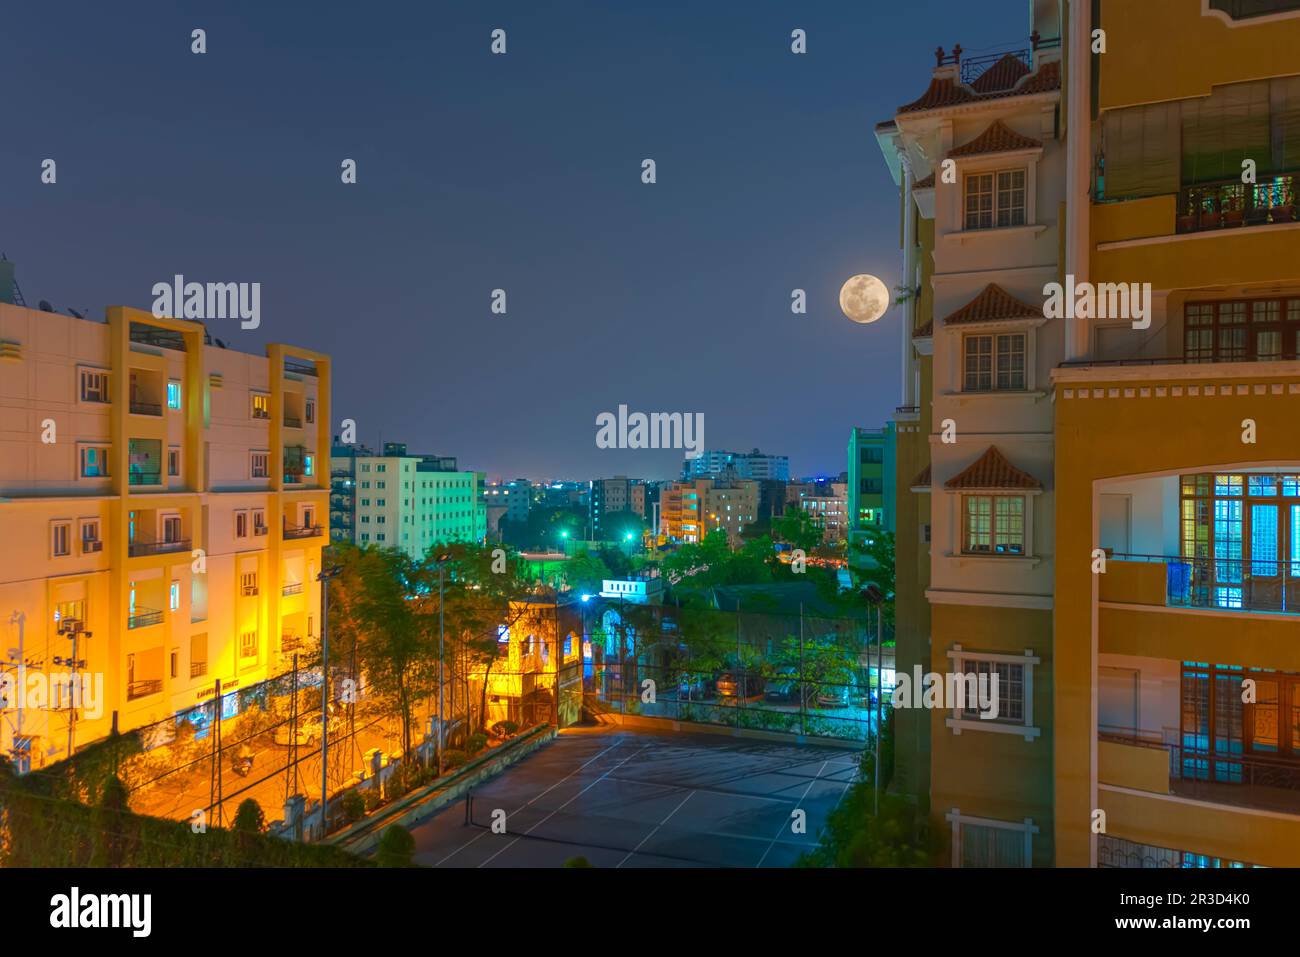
839;274;890;324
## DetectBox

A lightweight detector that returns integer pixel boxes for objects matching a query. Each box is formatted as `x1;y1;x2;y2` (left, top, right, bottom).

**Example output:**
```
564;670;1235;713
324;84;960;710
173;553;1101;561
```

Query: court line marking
615;790;696;868
430;736;632;867
755;759;828;868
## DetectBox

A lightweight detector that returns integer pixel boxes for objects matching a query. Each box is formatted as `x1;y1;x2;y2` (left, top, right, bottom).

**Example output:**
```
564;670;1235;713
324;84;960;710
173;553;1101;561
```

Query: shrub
363;786;385;812
490;720;520;739
341;789;366;824
443;749;468;770
233;799;265;834
375;825;415;868
563;856;594;868
465;733;488;756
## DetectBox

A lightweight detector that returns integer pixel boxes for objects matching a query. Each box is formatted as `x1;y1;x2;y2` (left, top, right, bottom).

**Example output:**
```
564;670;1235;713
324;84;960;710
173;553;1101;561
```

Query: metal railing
283;416;302;429
1176;174;1297;234
1110;552;1299;614
1209;0;1300;20
129;400;163;416
127;470;162;487
126;607;163;630
127;679;163;700
282;582;303;596
1061;351;1300;368
190;661;208;679
283;523;322;540
1099;724;1300;815
128;538;190;557
960;48;1030;85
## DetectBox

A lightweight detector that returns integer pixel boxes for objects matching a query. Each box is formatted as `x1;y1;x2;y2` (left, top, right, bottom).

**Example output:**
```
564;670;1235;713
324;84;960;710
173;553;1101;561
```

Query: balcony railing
1209;0;1300;21
283;523;322;540
1061;352;1300;369
126;607;163;629
190;661;208;679
128;538;190;558
282;582;303;596
127;470;162;487
284;416;303;429
1176;174;1297;234
127;679;163;701
1100;726;1300;816
129;400;163;416
281;634;304;652
130;535;191;556
1111;553;1299;614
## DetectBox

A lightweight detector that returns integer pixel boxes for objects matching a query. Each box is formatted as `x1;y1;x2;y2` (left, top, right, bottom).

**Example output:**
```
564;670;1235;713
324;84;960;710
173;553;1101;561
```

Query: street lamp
860;583;886;816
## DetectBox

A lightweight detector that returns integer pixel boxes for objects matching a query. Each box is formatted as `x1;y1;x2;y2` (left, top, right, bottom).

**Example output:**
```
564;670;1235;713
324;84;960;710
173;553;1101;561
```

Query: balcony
1109;553;1300;615
127;678;163;701
283;523;322;540
127;607;163;630
190;660;208;679
1176;174;1297;234
282;582;303;596
128;538;190;558
1100;726;1300;817
129;399;163;417
281;634;305;652
284;416;303;430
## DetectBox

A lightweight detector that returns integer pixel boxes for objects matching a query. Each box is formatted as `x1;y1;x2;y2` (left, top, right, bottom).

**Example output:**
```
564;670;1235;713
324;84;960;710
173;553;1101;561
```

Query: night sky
4;1;1023;480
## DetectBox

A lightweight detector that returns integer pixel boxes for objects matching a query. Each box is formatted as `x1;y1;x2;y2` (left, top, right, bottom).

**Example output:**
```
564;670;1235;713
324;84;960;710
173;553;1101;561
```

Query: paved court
409;727;860;868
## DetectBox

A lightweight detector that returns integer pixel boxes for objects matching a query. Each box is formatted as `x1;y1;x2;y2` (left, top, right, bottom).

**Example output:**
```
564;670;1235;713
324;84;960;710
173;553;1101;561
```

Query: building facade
848;426;895;546
0;302;330;770
351;449;486;561
659;477;759;545
878;0;1300;869
682;448;790;482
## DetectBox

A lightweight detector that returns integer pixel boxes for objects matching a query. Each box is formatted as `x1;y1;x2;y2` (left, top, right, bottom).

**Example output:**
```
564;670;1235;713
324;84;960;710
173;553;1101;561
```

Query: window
51;521;71;558
79;519;101;552
302;507;315;529
963;495;1026;555
79;445;110;478
169;580;181;611
240;571;258;596
190;634;208;678
167;381;182;410
235;510;249;538
79;369;110;403
964;169;1026;230
170;649;179;679
305;398;315;424
162;515;183;543
252;509;267;536
250;451;269;479
304;454;314;478
947;812;1037;868
947;647;1040;740
1184;297;1299;363
250;393;271;419
239;631;258;658
168;447;180;477
962;333;1026;391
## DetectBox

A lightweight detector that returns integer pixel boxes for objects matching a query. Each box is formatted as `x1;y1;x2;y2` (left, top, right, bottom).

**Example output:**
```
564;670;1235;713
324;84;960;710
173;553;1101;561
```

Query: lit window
963;495;1025;555
169;580;181;611
167;381;182;410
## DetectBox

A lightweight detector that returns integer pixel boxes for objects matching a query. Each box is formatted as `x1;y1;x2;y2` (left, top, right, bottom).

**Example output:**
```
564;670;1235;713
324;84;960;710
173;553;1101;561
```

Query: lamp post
861;583;885;816
431;552;453;776
317;564;341;834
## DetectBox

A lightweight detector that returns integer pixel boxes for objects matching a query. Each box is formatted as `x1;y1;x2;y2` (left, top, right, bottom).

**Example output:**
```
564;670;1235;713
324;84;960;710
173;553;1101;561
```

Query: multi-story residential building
878;0;1300;870
660;478;759;546
0;298;330;770
1055;0;1300;870
350;447;485;560
787;479;850;544
589;475;648;539
848;426;896;547
876;0;1065;866
482;478;532;540
329;438;373;544
682;448;790;482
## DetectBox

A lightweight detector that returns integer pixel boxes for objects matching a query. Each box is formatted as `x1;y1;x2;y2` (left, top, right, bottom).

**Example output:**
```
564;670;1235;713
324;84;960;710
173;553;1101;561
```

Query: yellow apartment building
0;301;330;771
878;0;1300;867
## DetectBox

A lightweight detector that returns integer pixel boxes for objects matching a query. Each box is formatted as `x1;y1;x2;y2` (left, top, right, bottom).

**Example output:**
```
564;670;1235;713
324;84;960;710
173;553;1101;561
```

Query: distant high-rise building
589;475;651;539
683;448;789;482
848;426;896;547
661;478;758;545
348;447;485;560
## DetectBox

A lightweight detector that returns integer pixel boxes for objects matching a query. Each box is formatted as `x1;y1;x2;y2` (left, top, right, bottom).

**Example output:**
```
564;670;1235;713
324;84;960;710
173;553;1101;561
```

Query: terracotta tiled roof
914;318;933;337
944;446;1042;491
911;464;932;489
970;54;1030;94
948;119;1042;157
898;60;1060;115
942;283;1042;326
913;171;935;189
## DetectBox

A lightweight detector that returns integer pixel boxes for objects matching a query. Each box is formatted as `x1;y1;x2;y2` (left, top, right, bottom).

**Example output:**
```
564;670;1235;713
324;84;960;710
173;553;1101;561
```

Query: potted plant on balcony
1271;203;1297;223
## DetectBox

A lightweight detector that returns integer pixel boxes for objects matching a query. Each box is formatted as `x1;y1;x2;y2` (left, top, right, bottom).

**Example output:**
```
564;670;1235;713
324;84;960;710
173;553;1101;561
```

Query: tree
564;548;611;595
773;507;823;553
234;798;265;833
376;824;415;867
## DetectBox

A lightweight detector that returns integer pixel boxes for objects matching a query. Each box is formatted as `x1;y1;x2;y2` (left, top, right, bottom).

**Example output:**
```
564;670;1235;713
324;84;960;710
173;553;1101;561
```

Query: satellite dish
38;299;55;313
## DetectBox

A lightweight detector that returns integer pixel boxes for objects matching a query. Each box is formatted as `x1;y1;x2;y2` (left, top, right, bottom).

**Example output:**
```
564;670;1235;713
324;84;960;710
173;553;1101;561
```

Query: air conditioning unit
82;540;103;553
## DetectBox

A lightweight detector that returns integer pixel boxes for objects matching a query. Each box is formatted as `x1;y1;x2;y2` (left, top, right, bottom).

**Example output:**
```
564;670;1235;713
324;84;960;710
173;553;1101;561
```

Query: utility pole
317;565;341;836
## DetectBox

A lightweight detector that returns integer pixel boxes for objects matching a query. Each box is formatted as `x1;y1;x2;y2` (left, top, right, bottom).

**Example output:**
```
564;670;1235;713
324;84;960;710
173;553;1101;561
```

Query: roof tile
942;283;1042;326
948;119;1042;157
944;446;1042;491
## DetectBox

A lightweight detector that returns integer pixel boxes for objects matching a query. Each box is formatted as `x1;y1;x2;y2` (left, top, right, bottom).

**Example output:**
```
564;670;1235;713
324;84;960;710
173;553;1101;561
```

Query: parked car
764;669;802;704
717;672;765;700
